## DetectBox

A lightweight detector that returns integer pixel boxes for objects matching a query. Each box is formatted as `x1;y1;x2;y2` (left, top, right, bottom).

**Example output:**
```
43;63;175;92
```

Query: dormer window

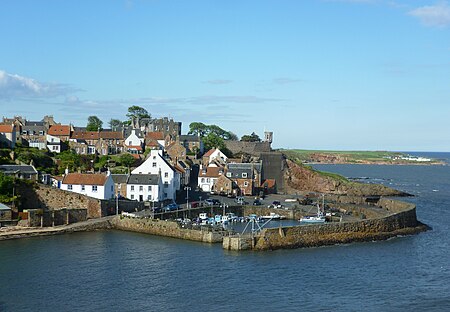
242;173;248;178
226;172;231;177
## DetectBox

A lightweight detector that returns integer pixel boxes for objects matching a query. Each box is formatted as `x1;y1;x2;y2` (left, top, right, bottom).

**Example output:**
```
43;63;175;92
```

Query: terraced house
60;170;115;200
69;131;124;155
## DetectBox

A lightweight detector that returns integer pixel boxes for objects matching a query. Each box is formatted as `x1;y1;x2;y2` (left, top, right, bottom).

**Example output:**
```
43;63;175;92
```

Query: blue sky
1;0;449;151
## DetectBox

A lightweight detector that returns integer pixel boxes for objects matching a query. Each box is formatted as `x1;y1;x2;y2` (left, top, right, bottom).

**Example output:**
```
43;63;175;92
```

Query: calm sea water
1;153;450;312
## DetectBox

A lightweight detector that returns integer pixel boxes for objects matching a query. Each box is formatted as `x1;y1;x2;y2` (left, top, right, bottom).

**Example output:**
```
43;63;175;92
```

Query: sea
1;152;449;312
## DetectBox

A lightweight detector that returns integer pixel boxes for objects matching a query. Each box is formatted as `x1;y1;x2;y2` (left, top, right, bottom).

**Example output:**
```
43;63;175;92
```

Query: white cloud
0;70;77;99
408;1;450;27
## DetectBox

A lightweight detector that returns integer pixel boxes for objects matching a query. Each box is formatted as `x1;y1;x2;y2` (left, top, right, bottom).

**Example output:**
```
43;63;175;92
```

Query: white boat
300;196;326;224
261;213;286;220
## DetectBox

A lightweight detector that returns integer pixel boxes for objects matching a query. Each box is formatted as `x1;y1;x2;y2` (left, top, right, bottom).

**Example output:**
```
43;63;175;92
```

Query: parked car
164;203;179;211
269;201;282;209
152;207;162;213
205;199;220;206
253;199;262;206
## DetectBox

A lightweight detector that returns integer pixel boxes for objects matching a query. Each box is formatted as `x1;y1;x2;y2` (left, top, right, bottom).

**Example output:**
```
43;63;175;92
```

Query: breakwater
110;217;224;243
0;217;113;241
224;199;428;251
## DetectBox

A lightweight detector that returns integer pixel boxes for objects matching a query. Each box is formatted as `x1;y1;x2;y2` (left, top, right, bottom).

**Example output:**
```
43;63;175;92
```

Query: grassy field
281;149;438;164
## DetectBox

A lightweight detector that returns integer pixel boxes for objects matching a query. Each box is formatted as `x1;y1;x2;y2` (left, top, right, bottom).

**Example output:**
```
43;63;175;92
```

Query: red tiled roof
126;145;143;151
198;166;222;178
0;125;14;133
146;139;160;147
100;131;123;139
261;179;276;188
49;125;71;136
203;148;216;157
62;173;108;186
71;131;100;140
146;132;164;140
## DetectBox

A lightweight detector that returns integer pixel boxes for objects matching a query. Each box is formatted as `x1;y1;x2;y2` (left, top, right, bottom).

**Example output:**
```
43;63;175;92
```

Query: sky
0;0;449;151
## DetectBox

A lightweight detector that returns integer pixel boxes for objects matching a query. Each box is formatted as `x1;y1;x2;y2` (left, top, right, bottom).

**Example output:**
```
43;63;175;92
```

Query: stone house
21;121;47;149
70;131;124;155
213;174;237;196
166;141;187;162
60;170;115;200
178;135;204;155
111;174;128;198
0;203;12;223
48;124;73;142
0;124;16;148
225;163;262;196
133;117;182;137
0;164;38;181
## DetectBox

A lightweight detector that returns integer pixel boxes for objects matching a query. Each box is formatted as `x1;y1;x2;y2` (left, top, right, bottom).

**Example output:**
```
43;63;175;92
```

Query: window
148;186;152;191
201;178;205;183
92;185;98;192
68;184;73;190
131;195;134;200
129;141;132;145
22;130;27;135
164;172;168;178
81;185;85;191
242;173;248;178
111;185;113;192
153;156;156;159
147;195;152;200
139;186;143;192
226;172;231;177
131;185;135;191
164;192;167;198
39;131;44;135
206;178;210;183
152;162;157;167
244;181;249;187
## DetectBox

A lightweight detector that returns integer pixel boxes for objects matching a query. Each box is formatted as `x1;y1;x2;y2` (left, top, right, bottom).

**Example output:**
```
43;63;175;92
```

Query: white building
131;150;180;201
125;129;144;154
126;174;161;202
197;165;223;192
60;170;115;200
0;124;16;148
46;134;61;153
203;148;228;167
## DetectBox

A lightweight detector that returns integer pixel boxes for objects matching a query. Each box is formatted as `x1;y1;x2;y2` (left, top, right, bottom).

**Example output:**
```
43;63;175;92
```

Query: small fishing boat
260;213;286;220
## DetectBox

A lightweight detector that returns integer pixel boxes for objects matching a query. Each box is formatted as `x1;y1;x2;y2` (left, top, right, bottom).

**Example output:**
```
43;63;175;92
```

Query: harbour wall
110;216;224;243
223;199;427;251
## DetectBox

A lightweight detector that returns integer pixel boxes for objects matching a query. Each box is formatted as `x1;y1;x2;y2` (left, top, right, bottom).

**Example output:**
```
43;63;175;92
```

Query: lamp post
184;186;191;209
116;193;119;215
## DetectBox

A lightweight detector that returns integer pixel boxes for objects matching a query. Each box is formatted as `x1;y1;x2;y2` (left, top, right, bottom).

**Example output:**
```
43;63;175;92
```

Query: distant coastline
281;150;447;166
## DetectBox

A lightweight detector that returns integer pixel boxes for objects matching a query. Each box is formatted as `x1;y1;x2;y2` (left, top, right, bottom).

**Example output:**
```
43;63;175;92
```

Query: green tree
108;119;122;130
240;132;261;142
126;105;150;122
86;116;103;131
203;133;226;152
119;153;135;169
55;150;82;174
188;122;236;140
0;172;15;203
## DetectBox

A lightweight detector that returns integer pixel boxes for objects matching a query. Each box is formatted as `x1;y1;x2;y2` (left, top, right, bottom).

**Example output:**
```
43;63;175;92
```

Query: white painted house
203;148;228;167
126;174;161;202
60;170;115;200
131;150;180;201
197;165;223;192
46;134;61;153
125;129;144;154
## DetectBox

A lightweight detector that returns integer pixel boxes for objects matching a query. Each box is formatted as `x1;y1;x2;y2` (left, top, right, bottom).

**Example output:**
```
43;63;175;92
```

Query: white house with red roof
202;148;228;167
0;124;16;148
197;165;224;192
125;129;144;154
131;149;181;201
60;170;115;200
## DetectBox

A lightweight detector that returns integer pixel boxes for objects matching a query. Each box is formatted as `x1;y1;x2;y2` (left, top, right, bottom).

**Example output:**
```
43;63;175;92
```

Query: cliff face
283;159;409;196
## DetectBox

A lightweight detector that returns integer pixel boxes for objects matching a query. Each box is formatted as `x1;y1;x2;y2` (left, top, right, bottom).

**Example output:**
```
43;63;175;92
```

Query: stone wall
17;184;145;219
111;216;223;243
252;201;424;250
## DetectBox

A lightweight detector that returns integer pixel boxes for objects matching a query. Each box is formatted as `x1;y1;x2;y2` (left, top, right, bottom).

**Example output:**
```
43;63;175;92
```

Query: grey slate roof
227;163;262;179
0;165;38;175
111;174;128;184
127;174;159;185
179;135;201;142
